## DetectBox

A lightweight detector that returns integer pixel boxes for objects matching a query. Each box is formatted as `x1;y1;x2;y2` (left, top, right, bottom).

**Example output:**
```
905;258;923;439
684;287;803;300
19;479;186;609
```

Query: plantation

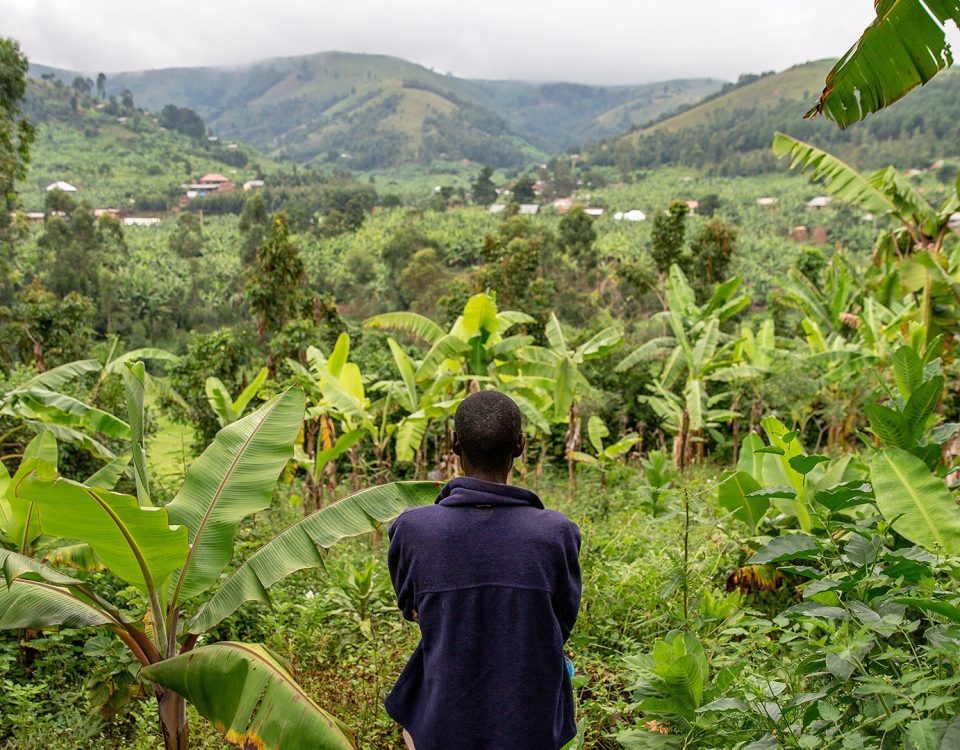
3;16;960;750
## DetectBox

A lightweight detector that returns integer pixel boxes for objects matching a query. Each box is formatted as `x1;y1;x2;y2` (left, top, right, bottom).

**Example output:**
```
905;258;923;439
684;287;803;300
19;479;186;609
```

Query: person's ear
514;432;526;458
452;430;462;456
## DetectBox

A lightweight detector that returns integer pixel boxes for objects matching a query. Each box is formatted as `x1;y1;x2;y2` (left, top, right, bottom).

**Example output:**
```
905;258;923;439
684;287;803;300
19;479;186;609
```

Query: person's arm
553;520;582;642
387;511;418;622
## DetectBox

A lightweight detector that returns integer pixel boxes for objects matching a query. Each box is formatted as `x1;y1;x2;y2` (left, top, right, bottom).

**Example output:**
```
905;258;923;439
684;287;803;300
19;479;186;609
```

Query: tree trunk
348;445;361;493
156;686;189;750
675;410;690;472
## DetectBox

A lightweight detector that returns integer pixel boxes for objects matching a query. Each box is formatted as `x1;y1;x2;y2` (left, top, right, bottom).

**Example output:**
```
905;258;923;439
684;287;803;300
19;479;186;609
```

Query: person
384;390;583;750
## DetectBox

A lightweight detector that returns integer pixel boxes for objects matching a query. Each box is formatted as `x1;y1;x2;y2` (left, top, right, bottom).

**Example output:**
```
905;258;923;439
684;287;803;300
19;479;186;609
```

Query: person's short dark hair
454;390;522;471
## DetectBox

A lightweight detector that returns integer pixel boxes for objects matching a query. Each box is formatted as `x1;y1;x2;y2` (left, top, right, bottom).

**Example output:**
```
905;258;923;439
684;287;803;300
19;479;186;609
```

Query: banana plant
773;132;960;347
365;291;535;383
205;366;268;428
1;361;440;750
569;415;639;487
288;334;380;501
511;313;622;491
620;265;748;469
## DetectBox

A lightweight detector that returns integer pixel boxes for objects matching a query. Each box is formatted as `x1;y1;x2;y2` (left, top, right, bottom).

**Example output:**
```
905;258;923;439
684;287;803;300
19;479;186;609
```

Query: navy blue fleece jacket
384;476;582;750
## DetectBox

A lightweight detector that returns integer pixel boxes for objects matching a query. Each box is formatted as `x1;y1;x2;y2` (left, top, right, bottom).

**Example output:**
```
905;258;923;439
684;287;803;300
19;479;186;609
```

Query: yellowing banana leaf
19;471;188;593
166;388;305;606
189;481;438;633
142;642;356;750
807;0;960;128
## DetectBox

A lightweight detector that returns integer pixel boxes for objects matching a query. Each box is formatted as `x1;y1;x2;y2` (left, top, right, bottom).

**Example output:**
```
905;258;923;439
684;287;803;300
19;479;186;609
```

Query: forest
2;17;960;750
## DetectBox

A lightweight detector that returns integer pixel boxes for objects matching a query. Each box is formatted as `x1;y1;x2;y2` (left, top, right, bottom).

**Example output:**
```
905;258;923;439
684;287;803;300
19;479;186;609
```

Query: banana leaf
167;388;305;606
142;642;356;750
189;481;438;632
807;0;960;128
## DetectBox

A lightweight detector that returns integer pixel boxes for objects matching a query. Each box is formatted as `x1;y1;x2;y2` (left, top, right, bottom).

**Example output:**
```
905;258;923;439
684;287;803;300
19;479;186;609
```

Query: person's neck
462;468;510;485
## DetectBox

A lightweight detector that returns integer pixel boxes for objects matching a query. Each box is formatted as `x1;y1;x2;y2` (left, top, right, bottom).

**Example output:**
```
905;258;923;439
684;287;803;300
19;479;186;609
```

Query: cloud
4;0;893;84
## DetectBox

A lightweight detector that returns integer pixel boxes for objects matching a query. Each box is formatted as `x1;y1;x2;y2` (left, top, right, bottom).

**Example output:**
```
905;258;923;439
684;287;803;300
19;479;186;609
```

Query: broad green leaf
313;429;365;473
545;313;568;353
587;416;608;455
462;293;499;338
604;434;640;459
865;404;913;449
205;377;236;427
905;719;941;750
553;358;576;421
772;132;894;215
577;327;622;360
363;311;444;344
167;389;305;605
5;432;59;551
142;642;356;750
416;334;470;380
690;319;719;373
893;346;925;401
891;598;960;623
736;433;765;479
85;455;131;490
748;533;820;565
717;471;768;531
232;367;269;416
387;339;418;410
815;482;874;512
789;455;829;476
615;337;676;372
807;0;960;128
395;417;428;463
686;379;704;431
0;579;113;630
18;471;188;593
1;547;85;588
20;388;130;439
871;448;960;554
666;265;696;314
10;359;101;393
190;482;438;632
327;335;350;379
902;376;944;437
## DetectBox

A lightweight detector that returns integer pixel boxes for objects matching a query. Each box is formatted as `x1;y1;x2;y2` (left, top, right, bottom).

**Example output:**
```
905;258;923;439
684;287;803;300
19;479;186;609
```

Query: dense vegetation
4;35;960;750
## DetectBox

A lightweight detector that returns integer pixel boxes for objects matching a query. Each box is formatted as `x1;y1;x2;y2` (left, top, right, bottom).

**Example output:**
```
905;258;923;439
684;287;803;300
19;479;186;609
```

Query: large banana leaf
19;471;189;593
576;327;622;360
364;311;444;344
772;132;894;216
807;0;960;128
462;293;499;338
7;359;101;393
17;388;130;439
717;471;768;531
416;334;470;381
189;482;438;632
0;549;113;629
167;389;305;606
871;448;960;554
387;339;418;410
142;642;356;750
545;313;568;353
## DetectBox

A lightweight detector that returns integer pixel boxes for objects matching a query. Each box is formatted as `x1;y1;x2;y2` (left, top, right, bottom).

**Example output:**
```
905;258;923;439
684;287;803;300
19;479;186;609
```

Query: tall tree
0;38;35;300
471;166;498;205
558;206;598;272
650;201;689;280
96;72;106;99
246;213;307;349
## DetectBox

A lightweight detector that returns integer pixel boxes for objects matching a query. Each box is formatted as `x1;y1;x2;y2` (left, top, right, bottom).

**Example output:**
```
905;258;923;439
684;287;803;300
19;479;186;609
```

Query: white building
46;181;77;192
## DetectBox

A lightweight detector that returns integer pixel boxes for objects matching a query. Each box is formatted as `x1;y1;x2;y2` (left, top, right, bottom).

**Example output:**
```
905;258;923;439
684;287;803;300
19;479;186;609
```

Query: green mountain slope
31;52;723;169
17;78;267;211
593;60;960;175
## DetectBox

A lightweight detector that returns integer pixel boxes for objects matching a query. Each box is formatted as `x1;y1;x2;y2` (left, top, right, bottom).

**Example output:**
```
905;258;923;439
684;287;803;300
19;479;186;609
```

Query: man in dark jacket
385;390;582;750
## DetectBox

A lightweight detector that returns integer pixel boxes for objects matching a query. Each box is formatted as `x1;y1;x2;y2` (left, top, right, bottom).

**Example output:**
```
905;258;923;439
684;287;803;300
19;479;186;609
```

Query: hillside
17;78;267;211
593;60;960;175
30;52;723;169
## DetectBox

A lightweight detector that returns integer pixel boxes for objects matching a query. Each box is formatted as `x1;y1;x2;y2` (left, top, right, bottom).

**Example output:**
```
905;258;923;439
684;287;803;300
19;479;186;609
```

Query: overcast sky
0;1;931;84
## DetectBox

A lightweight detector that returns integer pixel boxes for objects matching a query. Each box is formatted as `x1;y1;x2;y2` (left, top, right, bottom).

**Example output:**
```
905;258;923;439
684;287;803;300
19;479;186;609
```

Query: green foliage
649;202;688;276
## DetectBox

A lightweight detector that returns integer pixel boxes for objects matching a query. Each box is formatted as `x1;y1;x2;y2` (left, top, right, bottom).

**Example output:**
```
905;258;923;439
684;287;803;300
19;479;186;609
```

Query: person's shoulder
388;505;436;537
534;507;581;542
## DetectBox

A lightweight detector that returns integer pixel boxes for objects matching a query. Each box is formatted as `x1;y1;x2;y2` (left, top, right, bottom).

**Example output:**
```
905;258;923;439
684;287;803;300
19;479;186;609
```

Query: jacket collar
436;476;544;509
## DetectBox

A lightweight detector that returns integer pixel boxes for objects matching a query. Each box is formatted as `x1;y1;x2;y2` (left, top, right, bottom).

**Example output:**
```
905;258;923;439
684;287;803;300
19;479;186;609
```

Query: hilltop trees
159;104;206;140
